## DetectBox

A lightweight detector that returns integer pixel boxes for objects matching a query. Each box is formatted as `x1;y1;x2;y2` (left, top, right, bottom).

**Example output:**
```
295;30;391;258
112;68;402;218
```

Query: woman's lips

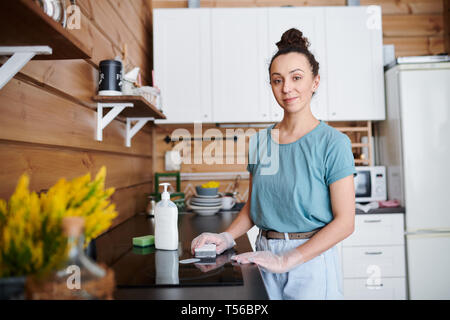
283;97;298;103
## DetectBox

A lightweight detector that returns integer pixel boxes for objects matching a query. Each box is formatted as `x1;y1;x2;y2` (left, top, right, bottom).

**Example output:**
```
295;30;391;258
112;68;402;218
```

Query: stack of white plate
187;194;222;216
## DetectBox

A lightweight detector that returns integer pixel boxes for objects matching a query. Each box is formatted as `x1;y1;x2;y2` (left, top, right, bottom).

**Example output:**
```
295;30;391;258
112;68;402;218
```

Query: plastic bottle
154;183;179;250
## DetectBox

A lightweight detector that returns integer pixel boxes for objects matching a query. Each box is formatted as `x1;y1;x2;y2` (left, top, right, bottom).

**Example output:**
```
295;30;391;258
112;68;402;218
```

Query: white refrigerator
377;61;450;300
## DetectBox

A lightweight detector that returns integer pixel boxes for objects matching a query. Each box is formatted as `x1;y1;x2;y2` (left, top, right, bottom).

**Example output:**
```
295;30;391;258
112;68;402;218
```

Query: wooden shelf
0;0;91;60
92;95;166;119
327;121;374;166
351;143;370;148
334;127;370;132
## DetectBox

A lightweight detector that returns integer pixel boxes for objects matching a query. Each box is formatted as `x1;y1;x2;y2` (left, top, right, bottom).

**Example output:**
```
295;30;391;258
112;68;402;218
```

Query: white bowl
186;199;222;216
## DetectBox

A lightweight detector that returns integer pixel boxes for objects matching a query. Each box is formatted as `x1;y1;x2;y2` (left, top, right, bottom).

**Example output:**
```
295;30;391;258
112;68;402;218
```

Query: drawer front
344;214;404;246
343;277;406;300
342;246;406;278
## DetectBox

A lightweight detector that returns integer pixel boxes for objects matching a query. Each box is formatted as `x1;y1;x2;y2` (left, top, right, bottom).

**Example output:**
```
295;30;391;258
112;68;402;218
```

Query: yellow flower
0;166;118;277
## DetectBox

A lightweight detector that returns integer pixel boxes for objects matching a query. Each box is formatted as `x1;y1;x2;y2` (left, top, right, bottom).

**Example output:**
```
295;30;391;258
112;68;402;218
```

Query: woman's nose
282;80;291;93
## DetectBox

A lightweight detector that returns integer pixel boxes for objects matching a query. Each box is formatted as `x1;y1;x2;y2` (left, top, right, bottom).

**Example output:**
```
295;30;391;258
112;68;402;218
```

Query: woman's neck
274;106;319;134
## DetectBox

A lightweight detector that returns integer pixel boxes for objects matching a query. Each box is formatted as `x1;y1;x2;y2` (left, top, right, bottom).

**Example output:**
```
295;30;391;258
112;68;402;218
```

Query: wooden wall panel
0;79;153;157
0;1;155;231
383;14;444;37
152;124;253;201
77;0;152;82
110;183;152;228
383;35;445;56
361;0;444;15
445;0;450;53
68;9;121;68
19;59;97;108
0;142;152;199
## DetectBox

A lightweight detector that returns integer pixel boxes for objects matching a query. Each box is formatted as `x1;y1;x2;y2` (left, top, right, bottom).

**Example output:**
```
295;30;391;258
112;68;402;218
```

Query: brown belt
261;228;321;240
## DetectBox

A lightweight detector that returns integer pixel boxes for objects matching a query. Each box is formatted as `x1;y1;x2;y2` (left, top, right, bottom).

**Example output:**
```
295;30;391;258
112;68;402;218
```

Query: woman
191;28;356;300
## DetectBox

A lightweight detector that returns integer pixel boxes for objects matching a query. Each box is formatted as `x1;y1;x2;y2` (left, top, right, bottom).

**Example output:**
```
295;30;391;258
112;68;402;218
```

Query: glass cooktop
111;243;243;288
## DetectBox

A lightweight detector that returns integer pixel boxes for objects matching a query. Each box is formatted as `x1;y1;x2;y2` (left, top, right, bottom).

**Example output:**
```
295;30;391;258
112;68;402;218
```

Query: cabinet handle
364;219;382;223
364;251;383;255
365;283;383;288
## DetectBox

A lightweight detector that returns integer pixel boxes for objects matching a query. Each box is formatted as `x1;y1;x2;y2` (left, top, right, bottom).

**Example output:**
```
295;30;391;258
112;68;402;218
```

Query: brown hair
269;28;320;83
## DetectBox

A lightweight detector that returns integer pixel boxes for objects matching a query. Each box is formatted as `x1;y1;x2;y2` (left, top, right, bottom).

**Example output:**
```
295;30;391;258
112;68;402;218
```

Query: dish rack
150;172;185;211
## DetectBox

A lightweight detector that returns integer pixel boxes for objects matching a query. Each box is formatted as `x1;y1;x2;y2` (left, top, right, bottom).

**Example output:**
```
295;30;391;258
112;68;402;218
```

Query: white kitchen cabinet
325;6;385;121
342;246;406;278
342;213;406;300
153;6;385;124
267;7;328;122
343;278;407;300
344;214;405;246
211;8;270;123
154;9;212;124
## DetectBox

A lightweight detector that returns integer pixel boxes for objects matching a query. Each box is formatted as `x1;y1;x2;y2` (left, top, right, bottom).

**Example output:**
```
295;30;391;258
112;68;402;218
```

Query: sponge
195;244;217;258
132;235;155;247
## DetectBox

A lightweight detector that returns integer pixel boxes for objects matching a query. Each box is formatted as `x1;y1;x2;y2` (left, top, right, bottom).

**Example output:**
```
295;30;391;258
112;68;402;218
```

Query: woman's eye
294;76;302;80
272;79;282;84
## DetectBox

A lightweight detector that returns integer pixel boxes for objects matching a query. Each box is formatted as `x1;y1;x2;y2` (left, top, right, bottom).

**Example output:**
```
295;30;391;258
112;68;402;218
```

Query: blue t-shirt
247;120;356;233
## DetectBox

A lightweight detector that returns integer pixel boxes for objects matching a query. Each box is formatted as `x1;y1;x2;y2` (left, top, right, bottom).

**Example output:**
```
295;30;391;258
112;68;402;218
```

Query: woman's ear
312;74;320;92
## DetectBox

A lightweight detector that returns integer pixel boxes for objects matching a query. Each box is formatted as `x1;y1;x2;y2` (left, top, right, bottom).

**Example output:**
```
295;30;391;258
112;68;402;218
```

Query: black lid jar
98;60;123;96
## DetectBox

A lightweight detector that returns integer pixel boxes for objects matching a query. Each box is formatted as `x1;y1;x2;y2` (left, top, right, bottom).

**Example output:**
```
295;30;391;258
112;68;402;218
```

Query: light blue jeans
256;230;344;300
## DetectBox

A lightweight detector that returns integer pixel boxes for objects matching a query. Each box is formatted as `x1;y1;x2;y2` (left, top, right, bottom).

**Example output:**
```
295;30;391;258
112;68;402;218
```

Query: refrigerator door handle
405;230;450;237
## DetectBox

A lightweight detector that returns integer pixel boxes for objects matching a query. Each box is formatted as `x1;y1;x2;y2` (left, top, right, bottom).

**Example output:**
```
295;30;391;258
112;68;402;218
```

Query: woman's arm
232;174;355;272
291;174;355;263
224;173;254;239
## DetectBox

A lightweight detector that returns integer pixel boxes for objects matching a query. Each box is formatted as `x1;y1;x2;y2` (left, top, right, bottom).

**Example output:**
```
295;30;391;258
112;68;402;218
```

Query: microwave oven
354;166;387;203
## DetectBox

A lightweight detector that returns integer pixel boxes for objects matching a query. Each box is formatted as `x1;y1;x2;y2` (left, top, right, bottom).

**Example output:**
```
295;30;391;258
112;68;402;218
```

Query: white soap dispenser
154;183;179;250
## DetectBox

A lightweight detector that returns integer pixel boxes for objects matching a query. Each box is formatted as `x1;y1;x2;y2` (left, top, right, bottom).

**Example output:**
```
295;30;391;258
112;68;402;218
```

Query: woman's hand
231;249;304;274
191;232;236;255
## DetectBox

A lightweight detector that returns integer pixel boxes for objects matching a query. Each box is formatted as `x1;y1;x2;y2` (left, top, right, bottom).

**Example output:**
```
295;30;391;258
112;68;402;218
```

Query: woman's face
269;52;320;115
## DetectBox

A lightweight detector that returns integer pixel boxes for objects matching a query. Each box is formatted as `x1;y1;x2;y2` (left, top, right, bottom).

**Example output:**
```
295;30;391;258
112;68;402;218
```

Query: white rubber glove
231;249;305;274
191;232;236;255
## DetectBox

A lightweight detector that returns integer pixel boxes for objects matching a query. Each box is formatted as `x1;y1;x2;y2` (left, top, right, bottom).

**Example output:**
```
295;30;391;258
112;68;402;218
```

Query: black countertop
95;211;269;300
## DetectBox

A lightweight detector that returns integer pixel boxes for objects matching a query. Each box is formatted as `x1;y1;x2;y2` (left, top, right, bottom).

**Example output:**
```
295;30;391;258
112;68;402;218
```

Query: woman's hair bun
276;28;310;50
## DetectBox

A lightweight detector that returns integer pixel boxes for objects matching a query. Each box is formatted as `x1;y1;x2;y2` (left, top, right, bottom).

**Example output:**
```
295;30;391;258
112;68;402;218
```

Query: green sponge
132;235;155;247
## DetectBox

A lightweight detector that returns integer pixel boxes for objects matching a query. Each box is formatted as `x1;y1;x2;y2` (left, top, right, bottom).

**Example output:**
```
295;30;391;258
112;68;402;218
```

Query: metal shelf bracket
96;102;133;141
0;46;52;90
126;117;154;147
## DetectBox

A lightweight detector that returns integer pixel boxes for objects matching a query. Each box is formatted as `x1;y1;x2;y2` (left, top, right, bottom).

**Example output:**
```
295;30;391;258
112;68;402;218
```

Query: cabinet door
211;8;270;123
343;278;406;300
153;9;212;124
267;7;328;122
325;6;385;121
343;214;405;247
342;245;406;278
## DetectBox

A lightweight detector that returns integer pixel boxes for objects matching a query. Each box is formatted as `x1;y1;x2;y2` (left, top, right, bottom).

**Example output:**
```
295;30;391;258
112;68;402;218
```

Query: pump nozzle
159;183;171;201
